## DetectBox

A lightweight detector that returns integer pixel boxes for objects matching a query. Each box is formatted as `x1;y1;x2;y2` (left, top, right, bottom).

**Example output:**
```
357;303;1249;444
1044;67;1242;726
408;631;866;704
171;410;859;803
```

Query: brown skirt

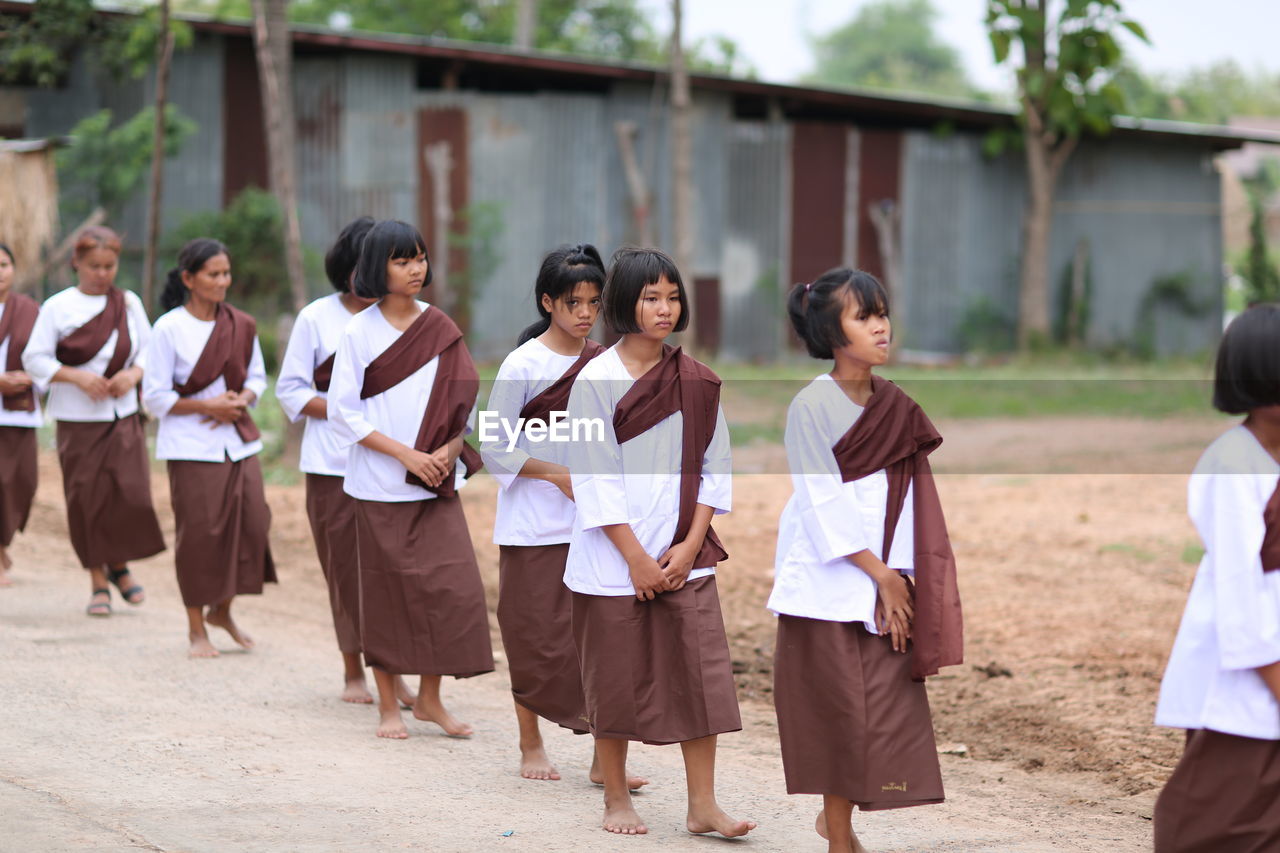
497;544;588;733
168;455;276;608
56;416;166;569
354;497;494;678
0;426;37;547
774;614;944;811
1154;728;1280;853
305;474;361;655
571;576;742;745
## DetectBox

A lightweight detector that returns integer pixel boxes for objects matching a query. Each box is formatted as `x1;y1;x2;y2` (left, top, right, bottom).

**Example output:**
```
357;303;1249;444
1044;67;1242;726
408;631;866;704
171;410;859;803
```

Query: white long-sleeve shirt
275;293;359;477
0;300;45;429
22;286;150;422
480;337;581;546
142;305;267;462
767;374;915;630
327;300;470;503
563;346;732;596
1156;424;1280;740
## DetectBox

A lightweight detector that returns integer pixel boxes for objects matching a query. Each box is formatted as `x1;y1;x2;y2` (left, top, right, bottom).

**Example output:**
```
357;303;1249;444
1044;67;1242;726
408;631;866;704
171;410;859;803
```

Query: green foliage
447;200;506;333
1243;197;1280;304
957;295;1018;355
804;0;977;99
57;106;197;221
1114;59;1280;126
1053;243;1092;346
1132;270;1209;358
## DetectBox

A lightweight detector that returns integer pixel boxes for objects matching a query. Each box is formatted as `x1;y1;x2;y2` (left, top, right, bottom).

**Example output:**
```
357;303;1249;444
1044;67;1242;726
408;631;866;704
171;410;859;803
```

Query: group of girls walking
0;215;1275;852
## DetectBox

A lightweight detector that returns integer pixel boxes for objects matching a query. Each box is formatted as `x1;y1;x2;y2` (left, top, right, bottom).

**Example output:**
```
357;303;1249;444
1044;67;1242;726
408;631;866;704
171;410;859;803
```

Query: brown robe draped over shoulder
519;339;604;423
0;293;39;411
173;302;260;442
360;305;481;496
612;344;727;569
312;353;336;393
55;286;132;378
831;375;963;681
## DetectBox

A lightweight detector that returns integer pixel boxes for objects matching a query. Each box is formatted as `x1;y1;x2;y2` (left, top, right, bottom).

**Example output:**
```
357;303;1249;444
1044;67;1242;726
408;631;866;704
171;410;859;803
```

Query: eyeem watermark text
478;410;606;452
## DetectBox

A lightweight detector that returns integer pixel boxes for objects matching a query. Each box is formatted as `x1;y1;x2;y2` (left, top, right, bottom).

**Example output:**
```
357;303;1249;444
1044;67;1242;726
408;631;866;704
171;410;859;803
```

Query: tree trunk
613;120;653;246
514;0;537;49
669;0;699;352
251;0;308;312
1017;154;1054;348
142;0;173;314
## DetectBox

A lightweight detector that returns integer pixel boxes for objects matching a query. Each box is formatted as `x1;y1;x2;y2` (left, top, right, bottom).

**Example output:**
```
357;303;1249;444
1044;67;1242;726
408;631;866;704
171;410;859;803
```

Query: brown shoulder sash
0;293;40;412
313;353;336;393
55;286;132;378
1263;479;1280;573
613;344;727;569
174;302;260;442
519;338;604;423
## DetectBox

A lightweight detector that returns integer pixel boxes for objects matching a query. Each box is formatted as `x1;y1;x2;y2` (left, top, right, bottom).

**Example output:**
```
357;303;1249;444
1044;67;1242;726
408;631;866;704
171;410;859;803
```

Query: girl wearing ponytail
481;244;645;786
142;238;276;658
22;226;165;616
769;268;962;852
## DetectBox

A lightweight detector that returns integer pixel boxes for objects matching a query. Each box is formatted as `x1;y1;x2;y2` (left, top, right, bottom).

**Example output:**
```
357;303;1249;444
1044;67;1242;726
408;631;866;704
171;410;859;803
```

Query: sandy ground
0;414;1229;852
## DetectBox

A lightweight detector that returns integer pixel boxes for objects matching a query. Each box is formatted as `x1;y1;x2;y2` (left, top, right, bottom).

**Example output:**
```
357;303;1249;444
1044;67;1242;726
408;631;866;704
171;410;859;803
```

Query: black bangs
352;219;432;299
603;247;690;335
382;221;428;260
847;273;889;319
1213;302;1280;414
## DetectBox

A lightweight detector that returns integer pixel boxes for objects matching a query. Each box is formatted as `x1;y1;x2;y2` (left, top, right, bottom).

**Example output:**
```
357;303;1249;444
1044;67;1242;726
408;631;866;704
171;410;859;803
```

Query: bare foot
205;607;255;650
377;708;408;739
189;635;220;658
519;744;561;781
341;678;374;704
0;564;12;587
687;805;756;838
411;696;473;737
395;677;418;709
589;766;650;791
603;794;647;835
816;812;867;853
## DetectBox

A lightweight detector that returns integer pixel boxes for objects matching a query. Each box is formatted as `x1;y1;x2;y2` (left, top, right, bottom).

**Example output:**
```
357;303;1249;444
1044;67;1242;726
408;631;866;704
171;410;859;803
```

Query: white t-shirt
480;337;582;546
0;300;44;428
1156;424;1280;740
142;305;267;463
563;346;731;596
768;374;916;630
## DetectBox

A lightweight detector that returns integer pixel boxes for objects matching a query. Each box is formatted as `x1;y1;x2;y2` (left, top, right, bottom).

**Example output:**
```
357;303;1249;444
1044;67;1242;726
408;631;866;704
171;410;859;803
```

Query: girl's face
74;247;119;293
542;281;602;340
182;253;232;305
385;250;428;298
633;275;682;340
835;291;891;366
0;251;13;298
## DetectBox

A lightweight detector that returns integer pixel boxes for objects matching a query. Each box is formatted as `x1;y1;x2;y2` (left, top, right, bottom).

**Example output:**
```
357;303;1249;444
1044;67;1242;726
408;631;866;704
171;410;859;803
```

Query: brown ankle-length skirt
305;474;361;655
1154;728;1280;853
354;496;494;678
168;455;276;607
497;544;588;733
774;614;944;811
572;575;742;745
56;416;165;569
0;426;37;547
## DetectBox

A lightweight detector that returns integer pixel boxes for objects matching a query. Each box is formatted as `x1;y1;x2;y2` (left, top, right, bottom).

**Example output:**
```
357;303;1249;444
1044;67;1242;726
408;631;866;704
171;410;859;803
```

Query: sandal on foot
86;588;112;617
108;568;145;606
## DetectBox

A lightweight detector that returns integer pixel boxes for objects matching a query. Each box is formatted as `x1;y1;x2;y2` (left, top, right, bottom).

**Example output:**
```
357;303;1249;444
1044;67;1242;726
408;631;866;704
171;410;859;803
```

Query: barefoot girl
277;217;413;707
563;247;754;838
481;244;648;789
0;243;42;586
1153;303;1280;852
328;219;493;739
143;239;276;657
768;268;962;853
23;227;165;615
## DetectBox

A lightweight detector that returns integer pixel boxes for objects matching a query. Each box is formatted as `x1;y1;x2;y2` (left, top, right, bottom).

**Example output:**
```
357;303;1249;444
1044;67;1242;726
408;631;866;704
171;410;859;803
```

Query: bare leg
682;735;756;838
372;668;408;739
395;676;418;708
589;745;650;791
514;701;560;780
818;796;867;853
187;606;218;658
107;562;145;605
341;652;373;703
596;737;646;835
205;598;255;650
410;675;473;736
0;542;12;584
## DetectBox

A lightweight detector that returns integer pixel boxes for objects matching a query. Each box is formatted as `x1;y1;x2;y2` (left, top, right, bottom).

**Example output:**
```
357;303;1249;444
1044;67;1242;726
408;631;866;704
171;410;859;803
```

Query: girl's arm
660;405;734;589
22;304;109;399
107;292;150;398
276;310;326;421
1259;660;1280;705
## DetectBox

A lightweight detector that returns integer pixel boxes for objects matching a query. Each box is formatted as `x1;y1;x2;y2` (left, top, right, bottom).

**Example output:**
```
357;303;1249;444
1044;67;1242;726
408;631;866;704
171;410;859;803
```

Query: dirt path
0;416;1214;852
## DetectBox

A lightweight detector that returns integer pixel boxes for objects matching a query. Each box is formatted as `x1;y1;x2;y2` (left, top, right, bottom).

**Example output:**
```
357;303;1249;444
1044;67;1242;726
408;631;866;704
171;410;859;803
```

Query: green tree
804;0;976;98
1114;60;1280;125
986;0;1147;349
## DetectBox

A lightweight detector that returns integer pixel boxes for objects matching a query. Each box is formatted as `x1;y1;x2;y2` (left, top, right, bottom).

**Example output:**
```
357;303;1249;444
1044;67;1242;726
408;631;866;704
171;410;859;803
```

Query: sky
638;0;1280;90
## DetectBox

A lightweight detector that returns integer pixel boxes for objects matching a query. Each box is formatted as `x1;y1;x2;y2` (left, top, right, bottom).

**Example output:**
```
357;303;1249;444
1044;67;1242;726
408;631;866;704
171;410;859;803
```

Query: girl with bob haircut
143;238;276;657
769;267;962;853
481;244;646;790
1154;303;1280;852
328;219;493;740
563;247;754;838
277;217;413;707
23;225;165;616
0;242;43;586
